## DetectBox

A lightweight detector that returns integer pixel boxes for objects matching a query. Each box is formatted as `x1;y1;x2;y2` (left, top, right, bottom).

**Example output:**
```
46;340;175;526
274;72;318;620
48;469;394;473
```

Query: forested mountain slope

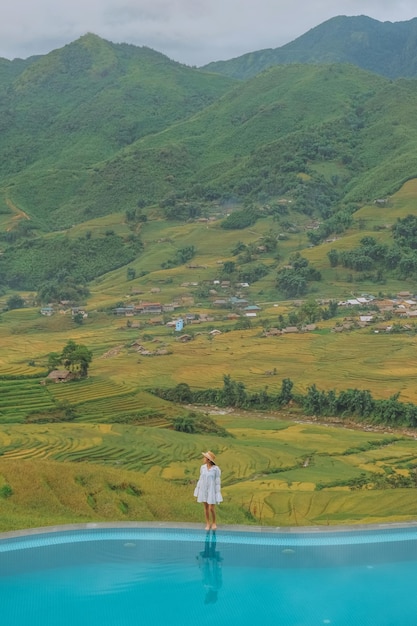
2;34;417;297
0;34;234;229
202;15;417;80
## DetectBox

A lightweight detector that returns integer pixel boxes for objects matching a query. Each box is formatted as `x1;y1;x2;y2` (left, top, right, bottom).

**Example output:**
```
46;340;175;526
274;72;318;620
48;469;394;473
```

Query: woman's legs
209;504;216;530
203;503;217;529
203;502;210;530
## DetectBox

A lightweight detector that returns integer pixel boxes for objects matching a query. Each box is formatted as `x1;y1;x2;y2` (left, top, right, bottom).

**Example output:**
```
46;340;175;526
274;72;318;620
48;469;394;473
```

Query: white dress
194;464;223;505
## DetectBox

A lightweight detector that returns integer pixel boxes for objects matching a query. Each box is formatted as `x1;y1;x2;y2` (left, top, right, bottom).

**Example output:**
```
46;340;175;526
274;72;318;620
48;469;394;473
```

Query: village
39;285;417;339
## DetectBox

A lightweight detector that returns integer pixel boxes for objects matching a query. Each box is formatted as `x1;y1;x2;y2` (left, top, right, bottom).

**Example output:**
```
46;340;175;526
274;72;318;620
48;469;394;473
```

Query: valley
2;28;417;530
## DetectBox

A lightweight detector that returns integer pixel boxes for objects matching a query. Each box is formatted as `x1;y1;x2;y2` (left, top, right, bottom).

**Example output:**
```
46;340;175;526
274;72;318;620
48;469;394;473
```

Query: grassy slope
3;58;417;233
1;417;417;530
0;35;235;228
32;63;417;228
2;179;417;401
2;181;417;528
58;64;387;216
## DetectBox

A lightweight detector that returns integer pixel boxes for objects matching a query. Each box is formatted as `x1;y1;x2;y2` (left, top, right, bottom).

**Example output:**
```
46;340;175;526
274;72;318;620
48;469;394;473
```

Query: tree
279;378;293;405
223;261;236;274
73;312;84;325
277;268;307;298
126;267;136;281
61;340;92;378
231;241;246;256
47;352;61;371
234;317;252;330
298;300;321;324
327;249;339;267
6;294;24;310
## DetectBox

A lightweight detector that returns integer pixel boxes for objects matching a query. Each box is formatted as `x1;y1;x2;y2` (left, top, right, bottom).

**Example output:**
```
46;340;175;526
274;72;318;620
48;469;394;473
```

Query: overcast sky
1;0;416;66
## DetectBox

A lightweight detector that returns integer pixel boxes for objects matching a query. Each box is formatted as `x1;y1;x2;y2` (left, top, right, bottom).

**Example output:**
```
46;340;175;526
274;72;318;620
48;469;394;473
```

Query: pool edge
2;518;417;541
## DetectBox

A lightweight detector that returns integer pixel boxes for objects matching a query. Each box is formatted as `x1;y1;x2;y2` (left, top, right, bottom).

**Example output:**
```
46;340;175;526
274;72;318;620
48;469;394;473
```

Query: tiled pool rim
2;520;417;548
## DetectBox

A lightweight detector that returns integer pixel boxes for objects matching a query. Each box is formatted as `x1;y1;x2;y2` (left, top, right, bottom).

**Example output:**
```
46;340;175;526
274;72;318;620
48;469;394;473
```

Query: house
140;303;163;314
46;370;74;383
302;324;317;332
40;306;54;316
177;334;193;342
230;297;249;308
244;305;261;312
264;328;281;336
113;306;135;316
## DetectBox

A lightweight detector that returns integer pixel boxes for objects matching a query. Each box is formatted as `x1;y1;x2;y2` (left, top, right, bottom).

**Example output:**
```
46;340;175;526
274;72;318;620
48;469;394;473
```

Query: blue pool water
1;523;417;625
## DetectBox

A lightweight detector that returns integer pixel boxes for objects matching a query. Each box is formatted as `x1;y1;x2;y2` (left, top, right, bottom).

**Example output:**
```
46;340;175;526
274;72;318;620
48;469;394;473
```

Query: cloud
0;0;416;65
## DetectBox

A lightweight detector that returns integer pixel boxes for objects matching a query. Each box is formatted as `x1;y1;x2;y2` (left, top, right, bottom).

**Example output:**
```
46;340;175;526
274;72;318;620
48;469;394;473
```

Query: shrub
0;485;13;499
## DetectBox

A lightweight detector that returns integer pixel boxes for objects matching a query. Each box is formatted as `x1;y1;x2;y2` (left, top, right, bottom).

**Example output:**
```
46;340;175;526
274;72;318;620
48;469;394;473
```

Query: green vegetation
1;417;417;530
151;375;417;429
0;232;143;294
3;33;417;531
202;15;417;80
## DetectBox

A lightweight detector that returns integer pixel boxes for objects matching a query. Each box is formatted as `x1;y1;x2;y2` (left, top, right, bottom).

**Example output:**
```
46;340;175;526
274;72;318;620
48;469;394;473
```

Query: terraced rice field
1;415;417;528
0;380;56;421
0;376;173;423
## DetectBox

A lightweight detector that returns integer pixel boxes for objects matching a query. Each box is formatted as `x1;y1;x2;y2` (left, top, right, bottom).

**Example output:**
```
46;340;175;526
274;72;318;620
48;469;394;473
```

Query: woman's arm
215;467;223;503
193;464;203;497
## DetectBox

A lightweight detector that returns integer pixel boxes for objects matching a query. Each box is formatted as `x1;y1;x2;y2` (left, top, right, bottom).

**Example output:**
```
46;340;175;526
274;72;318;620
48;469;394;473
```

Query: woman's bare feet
205;524;210;530
211;523;217;530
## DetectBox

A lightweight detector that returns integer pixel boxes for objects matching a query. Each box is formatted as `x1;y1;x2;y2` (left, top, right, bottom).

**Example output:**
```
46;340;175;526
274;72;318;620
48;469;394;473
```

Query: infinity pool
1;522;417;625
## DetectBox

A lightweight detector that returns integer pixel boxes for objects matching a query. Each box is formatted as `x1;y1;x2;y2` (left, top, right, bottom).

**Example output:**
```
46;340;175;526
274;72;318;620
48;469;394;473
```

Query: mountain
3;32;417;296
201;15;417;80
0;33;235;229
32;63;417;225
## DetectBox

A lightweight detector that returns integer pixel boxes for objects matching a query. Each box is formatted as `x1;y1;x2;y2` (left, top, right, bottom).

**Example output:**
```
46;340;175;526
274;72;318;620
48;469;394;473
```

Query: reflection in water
197;531;223;604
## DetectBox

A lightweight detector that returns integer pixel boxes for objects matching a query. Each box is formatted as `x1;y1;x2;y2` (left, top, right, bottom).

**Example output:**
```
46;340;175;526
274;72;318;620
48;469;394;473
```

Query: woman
194;451;223;530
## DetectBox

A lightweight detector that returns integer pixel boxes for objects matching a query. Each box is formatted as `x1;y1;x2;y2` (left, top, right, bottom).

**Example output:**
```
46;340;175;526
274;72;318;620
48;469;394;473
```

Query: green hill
202;15;417;80
1;37;417;292
3;52;417;296
0;34;235;229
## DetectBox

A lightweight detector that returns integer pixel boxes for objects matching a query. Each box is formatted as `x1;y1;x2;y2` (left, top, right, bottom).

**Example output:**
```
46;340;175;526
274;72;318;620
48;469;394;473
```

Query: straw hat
202;450;216;464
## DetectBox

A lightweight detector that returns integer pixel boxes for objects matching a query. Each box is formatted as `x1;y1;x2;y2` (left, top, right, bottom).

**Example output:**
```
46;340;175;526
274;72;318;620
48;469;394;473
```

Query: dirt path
5;196;30;230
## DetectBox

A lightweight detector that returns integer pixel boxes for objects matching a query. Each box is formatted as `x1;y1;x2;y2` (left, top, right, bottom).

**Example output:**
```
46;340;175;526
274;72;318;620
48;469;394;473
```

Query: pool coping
2;519;417;541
